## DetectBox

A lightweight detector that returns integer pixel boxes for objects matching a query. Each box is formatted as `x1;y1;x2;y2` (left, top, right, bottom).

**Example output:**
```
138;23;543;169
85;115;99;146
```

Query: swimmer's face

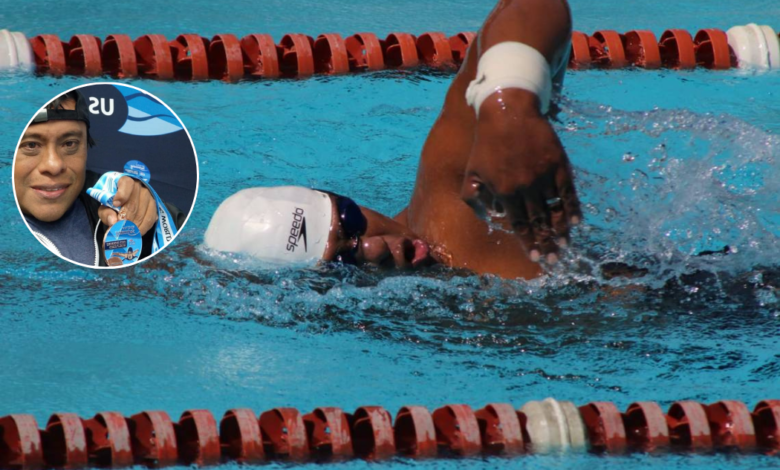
14;99;88;222
322;193;433;269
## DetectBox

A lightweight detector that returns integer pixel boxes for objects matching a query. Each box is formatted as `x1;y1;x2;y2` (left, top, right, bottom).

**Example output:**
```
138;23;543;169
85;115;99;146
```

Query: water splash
556;98;778;285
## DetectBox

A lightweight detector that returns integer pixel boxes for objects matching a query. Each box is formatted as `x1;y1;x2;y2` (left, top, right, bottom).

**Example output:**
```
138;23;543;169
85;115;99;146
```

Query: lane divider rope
0;398;778;468
1;24;778;80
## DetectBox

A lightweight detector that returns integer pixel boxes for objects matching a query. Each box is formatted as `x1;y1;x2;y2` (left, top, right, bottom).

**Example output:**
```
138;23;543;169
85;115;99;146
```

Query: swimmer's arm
479;0;572;110
393;207;408;225
459;0;581;263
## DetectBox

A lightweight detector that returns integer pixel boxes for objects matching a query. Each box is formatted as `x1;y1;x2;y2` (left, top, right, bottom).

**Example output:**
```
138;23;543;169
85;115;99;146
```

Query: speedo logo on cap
286;208;307;252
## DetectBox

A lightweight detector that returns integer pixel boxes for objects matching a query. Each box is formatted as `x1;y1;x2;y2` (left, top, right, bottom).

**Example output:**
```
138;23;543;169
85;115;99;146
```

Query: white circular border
11;82;200;270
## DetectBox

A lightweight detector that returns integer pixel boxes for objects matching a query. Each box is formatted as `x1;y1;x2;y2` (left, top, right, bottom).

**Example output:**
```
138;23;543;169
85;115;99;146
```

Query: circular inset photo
12;82;198;268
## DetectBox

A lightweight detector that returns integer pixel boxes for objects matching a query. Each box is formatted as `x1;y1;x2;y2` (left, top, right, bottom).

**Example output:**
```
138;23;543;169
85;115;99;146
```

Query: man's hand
98;176;158;236
460;90;581;263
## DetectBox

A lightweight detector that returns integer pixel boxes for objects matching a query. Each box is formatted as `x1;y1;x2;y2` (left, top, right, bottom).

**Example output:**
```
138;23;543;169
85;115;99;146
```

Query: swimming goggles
333;195;367;264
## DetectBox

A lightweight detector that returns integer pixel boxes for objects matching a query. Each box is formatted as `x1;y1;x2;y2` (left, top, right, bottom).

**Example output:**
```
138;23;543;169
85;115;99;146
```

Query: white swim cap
204;186;333;265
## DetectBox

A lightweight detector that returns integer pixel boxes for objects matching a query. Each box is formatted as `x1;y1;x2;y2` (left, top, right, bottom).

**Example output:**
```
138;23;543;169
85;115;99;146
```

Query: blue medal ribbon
87;161;177;255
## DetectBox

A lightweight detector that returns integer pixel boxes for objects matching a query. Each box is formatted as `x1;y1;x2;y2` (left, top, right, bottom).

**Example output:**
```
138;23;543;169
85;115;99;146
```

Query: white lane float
0;30;34;71
726;24;780;69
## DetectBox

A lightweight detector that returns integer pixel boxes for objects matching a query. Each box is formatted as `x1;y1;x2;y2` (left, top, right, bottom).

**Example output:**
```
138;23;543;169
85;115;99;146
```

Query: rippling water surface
1;1;778;468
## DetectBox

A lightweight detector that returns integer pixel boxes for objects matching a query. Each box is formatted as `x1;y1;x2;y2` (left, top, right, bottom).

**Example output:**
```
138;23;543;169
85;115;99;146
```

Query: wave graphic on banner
114;85;183;136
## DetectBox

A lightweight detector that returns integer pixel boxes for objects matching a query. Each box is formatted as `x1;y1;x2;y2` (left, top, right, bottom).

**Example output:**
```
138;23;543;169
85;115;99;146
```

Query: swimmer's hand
460;89;582;263
98;176;158;236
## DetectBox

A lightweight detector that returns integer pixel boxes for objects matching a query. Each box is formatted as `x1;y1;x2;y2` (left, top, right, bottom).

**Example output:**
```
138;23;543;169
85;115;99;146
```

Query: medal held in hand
103;212;142;266
88;160;178;265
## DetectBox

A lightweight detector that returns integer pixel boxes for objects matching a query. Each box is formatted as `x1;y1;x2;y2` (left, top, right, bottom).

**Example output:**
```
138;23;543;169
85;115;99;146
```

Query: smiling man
14;89;186;266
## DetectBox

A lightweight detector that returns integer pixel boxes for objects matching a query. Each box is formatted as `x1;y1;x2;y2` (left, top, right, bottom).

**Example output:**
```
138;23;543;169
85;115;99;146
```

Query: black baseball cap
31;89;94;147
32;89;91;128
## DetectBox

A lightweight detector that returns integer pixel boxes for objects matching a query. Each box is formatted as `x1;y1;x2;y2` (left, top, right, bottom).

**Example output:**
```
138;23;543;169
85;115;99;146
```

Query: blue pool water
1;1;779;468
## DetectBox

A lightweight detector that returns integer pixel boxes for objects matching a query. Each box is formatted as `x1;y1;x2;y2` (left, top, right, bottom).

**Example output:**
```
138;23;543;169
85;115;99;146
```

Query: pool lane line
1;25;778;81
0;398;778;467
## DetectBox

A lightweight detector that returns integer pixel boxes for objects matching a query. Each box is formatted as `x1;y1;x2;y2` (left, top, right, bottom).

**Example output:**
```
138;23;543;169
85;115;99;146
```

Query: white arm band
465;41;552;116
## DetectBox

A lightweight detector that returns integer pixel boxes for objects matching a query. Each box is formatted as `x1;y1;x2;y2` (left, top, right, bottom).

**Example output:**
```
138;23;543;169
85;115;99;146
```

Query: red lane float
394;406;437;458
416;32;454;67
219;409;264;464
175;410;221;466
432;404;481;457
279;34;314;77
41;413;88;469
30;34;67;76
170;34;209;81
705;401;756;452
753;400;780;455
313;33;350;75
474;403;524;455
302;407;353;460
82;412;133;468
569;31;592;69
66;35;102;76
240;34;280;78
350;406;395;460
127;411;178;467
624;30;661;68
383;32;419;68
208;34;243;82
579;402;627;454
658;29;697;69
589;30;628;68
694;28;733;69
259;408;308;461
0;415;44;470
623;402;670;453
449;31;476;64
134;35;174;80
102;34;137;78
667;401;713;451
345;32;384;71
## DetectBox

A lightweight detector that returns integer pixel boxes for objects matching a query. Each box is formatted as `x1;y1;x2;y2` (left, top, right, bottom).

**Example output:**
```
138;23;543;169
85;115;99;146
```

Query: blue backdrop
78;83;198;216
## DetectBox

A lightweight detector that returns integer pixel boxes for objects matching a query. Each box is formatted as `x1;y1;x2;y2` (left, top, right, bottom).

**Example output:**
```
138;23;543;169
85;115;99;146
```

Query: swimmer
113;247;139;261
206;0;581;279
